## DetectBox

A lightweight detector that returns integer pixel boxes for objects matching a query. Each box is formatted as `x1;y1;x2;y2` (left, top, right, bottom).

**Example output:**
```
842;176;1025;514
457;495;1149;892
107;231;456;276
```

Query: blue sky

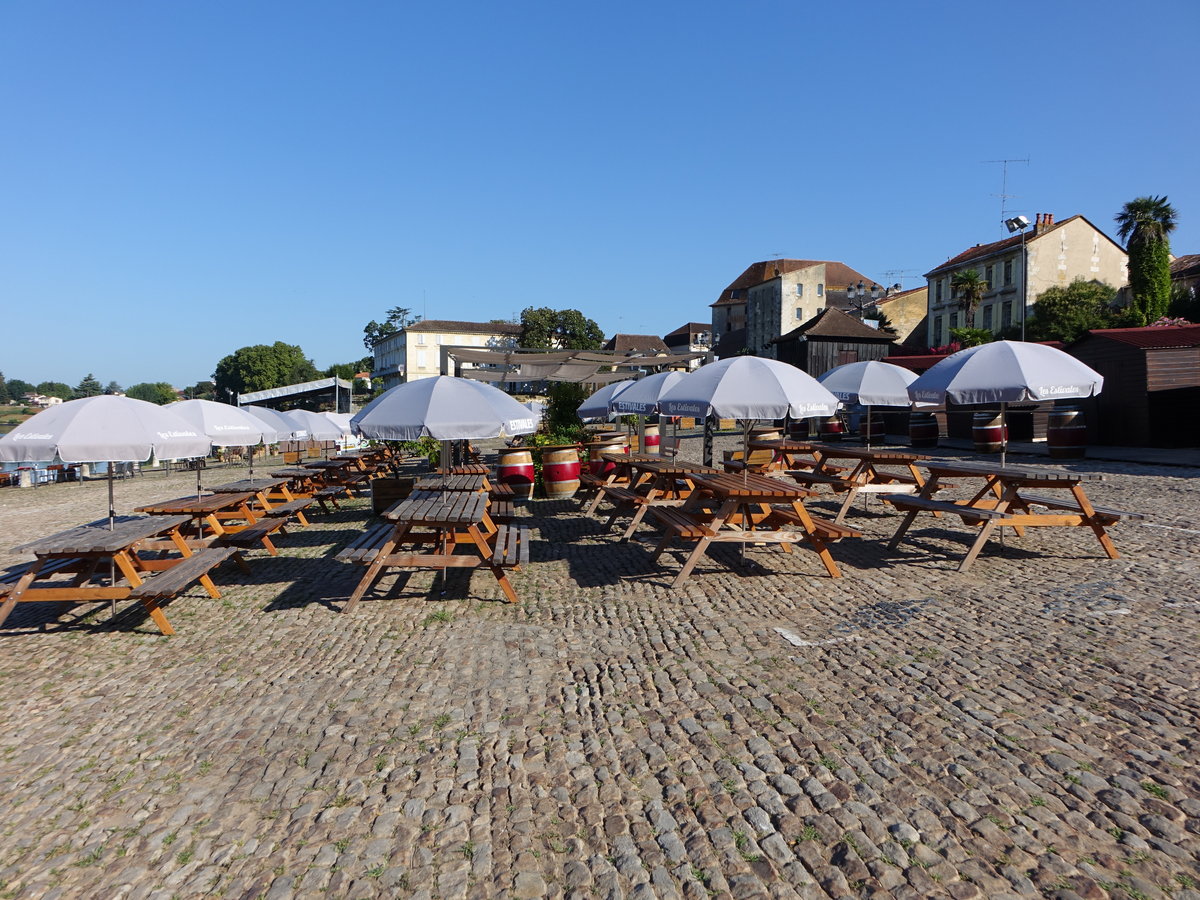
3;1;1197;389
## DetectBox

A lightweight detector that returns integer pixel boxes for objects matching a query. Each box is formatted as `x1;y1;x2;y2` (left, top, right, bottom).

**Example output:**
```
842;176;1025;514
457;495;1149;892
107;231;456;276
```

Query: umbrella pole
1001;401;1008;467
108;467;116;530
865;404;872;451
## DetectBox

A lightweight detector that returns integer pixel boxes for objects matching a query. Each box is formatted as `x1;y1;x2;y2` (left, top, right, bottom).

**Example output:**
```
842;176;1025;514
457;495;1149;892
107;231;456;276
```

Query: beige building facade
924;213;1128;347
371;320;521;389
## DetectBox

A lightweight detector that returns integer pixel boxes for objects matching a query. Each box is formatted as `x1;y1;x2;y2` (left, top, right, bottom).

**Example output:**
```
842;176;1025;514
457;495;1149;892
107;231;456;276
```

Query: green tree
1115;195;1177;326
861;309;897;336
126;382;180;404
7;378;34;400
74;373;103;398
325;358;374;394
544;382;588;438
519;307;605;350
948;327;994;348
213;342;319;397
1026;280;1118;343
363;307;422;350
184;381;216;400
37;381;73;400
0;372;10;404
951;269;988;323
105;381;124;395
1168;282;1199;322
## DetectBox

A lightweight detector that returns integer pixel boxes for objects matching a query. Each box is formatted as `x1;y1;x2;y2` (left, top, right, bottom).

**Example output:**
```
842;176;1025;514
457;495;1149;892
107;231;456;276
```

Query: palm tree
1115;196;1178;325
951;269;988;322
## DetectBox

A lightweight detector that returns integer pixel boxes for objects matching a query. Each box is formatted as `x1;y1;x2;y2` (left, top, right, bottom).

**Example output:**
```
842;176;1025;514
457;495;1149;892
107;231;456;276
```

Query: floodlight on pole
1004;216;1032;340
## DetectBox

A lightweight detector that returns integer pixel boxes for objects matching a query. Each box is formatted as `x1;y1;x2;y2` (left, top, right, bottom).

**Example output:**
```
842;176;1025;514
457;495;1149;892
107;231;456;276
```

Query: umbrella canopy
907;341;1104;406
351;376;538;441
0;395;211;463
658;357;839;421
283;409;345;441
242;405;302;441
170;398;271;446
610;371;688;415
321;412;353;436
577;379;636;419
818;360;926;407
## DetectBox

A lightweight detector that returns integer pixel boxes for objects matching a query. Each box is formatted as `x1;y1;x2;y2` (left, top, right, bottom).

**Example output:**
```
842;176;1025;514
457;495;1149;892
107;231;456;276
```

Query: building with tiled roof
371;319;521;388
770;307;896;376
662;322;713;369
923;213;1127;348
603;334;671;355
710;259;877;359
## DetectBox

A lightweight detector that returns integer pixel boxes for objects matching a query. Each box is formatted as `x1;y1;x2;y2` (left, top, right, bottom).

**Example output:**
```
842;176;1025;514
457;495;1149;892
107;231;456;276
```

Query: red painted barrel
1047;407;1086;459
642;424;660;454
542;447;581;499
587;437;628;476
497;448;535;500
786;419;810;440
819;416;844;442
909;412;939;448
972;411;1008;453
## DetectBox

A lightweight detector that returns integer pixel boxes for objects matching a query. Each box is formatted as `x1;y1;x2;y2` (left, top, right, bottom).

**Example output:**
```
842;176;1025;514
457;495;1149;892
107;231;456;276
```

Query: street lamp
847;280;882;318
1004;215;1031;340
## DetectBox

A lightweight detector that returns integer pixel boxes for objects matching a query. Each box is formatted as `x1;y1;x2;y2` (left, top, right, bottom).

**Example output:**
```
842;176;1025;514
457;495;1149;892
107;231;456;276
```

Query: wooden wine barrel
861;414;885;443
541;447;581;499
786;419;810;440
642;424;660;454
586;436;628;476
1047;407;1086;459
909;412;939;448
972;411;1008;453
497;448;535;500
819;416;844;442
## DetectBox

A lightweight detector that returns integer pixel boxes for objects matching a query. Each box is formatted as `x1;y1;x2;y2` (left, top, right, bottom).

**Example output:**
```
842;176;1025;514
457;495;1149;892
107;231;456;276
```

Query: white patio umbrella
282;409;344;442
907;340;1104;464
611;370;689;454
817;360;928;449
351;376;538;441
321;412;353;435
576;379;636;420
170;398;270;494
659;356;839;468
0;395;210;528
242;405;302;442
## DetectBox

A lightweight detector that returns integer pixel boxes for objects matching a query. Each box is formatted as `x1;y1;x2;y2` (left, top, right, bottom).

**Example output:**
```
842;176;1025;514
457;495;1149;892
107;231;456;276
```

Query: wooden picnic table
0;515;234;635
414;473;488;493
602;457;722;540
882;458;1139;571
206;477;312;525
779;443;930;523
582;451;663;516
747;437;827;472
338;489;527;610
137;492;261;538
268;467;328;496
647;471;860;588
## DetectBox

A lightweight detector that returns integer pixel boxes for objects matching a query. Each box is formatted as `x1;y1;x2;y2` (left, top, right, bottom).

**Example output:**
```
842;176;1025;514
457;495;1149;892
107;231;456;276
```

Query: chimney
1034;213;1043;228
1035;212;1054;235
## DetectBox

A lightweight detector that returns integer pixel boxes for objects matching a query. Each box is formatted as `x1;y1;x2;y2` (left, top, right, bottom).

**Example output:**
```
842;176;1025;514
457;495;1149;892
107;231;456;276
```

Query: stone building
370;319;521;389
924;213;1127;347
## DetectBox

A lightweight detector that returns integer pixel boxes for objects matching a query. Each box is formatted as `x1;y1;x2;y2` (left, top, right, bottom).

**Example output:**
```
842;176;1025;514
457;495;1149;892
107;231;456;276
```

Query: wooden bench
648;507;716;539
313;484;352;513
127;547;237;602
262;498;314;526
879;494;1010;524
1016;493;1144;523
489;481;516;500
0;558;90;599
491;524;530;568
789;470;857;489
489;499;515;523
215;518;289;556
722;449;776;474
336;523;395;564
764;507;862;541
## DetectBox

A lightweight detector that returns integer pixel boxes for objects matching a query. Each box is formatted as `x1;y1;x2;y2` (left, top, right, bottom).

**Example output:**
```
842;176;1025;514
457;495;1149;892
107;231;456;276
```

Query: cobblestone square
0;442;1197;899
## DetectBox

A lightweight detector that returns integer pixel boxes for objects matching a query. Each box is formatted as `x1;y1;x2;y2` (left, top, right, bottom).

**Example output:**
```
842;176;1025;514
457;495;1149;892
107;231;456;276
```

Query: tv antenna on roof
984;157;1030;230
882;269;917;289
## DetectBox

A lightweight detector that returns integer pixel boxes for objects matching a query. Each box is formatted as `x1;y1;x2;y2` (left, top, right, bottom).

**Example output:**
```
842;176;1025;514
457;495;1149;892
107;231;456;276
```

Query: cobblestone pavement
0;442;1197;899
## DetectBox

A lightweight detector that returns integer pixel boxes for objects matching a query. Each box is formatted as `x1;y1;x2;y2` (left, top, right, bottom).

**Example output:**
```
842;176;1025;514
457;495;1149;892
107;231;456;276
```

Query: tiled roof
773;307;897;343
664;322;711;337
603;333;671;353
925;215;1124;278
406;319;521;334
1079;324;1200;349
1170;254;1200;279
875;286;926;305
711;259;876;306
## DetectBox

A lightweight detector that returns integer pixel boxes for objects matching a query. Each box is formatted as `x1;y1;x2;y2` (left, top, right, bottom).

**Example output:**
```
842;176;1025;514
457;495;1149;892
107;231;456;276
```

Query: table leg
1073;485;1120;558
0;559;49;627
465;524;519;603
887;475;941;551
342;526;406;613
